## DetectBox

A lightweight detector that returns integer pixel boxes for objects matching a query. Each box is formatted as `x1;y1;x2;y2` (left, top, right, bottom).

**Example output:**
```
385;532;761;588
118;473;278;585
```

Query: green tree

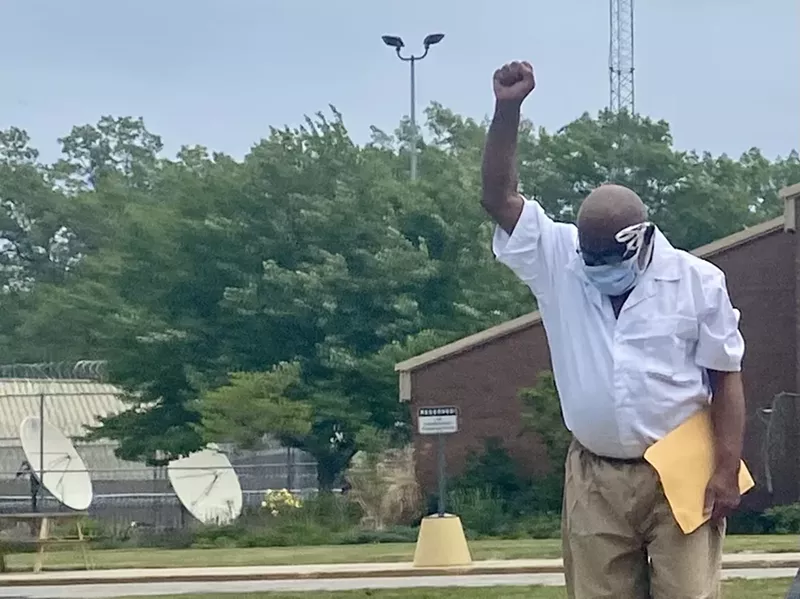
13;109;517;485
3;105;798;491
0;128;73;291
517;110;789;250
51;115;164;192
200;362;313;448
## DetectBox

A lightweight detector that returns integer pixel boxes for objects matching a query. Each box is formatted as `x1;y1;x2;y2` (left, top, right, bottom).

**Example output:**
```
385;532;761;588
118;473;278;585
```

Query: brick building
396;184;800;511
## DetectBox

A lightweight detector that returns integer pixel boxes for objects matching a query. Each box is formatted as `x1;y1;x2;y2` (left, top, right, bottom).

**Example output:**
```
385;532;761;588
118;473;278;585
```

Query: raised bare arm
481;61;536;234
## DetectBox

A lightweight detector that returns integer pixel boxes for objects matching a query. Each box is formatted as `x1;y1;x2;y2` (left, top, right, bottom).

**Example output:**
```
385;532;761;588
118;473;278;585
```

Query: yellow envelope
643;408;755;535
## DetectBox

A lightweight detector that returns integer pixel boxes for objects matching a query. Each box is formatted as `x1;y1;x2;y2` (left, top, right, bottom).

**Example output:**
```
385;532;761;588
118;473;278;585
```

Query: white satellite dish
167;446;242;525
19;416;93;511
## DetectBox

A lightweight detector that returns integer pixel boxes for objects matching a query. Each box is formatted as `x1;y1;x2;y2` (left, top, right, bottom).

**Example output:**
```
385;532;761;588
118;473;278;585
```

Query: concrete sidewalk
0;553;798;587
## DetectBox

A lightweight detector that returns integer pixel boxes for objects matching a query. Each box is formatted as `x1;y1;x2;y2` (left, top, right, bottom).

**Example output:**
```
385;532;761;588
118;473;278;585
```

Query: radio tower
609;0;635;114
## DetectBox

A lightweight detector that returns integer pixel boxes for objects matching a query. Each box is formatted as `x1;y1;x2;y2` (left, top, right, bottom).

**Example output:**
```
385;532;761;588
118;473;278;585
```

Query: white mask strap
615;222;654;269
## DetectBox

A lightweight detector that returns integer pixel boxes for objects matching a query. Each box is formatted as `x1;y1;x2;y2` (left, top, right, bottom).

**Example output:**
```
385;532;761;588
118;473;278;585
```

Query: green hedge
76;440;800;550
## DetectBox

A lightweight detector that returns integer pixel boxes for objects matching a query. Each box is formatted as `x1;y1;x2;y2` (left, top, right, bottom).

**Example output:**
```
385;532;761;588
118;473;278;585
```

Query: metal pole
286;446;295;491
382;34;443;179
436;434;446;516
409;56;417;181
37;392;44;513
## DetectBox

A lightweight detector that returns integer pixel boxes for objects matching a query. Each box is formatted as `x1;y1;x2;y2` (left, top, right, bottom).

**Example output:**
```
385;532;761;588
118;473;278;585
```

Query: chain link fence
0;443;319;530
0;369;323;530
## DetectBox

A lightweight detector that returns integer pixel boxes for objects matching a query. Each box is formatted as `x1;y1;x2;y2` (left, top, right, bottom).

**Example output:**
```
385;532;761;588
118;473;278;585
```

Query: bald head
577;184;647;251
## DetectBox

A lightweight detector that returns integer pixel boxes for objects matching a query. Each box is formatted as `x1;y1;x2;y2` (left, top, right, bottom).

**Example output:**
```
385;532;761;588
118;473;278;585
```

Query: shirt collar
647;227;680;281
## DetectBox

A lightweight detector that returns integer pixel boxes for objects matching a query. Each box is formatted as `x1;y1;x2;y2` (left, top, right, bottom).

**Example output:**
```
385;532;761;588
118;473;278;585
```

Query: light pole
381;33;445;181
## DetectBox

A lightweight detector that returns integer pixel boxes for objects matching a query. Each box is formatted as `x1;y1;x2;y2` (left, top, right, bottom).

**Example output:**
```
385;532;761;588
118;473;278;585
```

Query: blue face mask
583;256;640;297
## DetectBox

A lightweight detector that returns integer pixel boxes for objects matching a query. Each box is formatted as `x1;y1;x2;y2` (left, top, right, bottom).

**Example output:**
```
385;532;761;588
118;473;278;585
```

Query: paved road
0;569;796;598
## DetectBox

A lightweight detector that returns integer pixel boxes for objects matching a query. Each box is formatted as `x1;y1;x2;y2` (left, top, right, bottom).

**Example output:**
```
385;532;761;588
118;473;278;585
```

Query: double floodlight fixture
381;33;445;60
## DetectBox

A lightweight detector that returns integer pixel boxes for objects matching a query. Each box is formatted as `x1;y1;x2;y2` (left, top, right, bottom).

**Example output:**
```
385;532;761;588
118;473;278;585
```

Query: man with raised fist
482;61;746;599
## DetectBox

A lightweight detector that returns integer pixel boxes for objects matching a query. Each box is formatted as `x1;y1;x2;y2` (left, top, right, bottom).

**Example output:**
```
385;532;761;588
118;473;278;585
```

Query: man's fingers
711;502;724;522
712;499;734;522
495;62;529;86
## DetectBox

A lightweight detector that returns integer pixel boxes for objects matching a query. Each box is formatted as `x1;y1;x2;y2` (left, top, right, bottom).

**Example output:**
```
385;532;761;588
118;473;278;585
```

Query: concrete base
412;514;472;568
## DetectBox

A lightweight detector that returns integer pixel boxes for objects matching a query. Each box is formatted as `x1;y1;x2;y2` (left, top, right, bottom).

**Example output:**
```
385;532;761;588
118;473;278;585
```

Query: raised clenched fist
493;61;535;104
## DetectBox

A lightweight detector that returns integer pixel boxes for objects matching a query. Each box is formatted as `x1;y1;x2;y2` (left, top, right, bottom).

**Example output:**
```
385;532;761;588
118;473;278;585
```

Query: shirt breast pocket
623;315;699;384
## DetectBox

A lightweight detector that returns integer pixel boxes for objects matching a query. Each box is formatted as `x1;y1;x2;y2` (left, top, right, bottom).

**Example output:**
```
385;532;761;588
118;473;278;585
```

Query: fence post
286;447;295;491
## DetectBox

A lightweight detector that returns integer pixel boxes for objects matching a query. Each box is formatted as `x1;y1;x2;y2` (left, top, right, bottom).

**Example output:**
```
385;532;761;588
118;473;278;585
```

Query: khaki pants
562;439;724;599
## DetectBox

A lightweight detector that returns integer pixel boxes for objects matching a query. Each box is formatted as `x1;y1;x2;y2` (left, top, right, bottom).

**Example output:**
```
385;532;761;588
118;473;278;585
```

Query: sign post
413;405;470;568
417;406;458;517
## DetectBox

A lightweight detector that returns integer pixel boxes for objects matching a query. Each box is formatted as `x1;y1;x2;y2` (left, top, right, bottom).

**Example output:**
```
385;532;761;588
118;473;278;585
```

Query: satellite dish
19;416;93;511
167;446;242;525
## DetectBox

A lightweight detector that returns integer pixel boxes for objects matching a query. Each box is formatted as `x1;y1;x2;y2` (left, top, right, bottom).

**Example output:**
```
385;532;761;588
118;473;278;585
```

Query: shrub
261;488;303;516
448;487;510;537
727;510;772;535
337;526;419;545
131;527;195;549
296;491;361;531
726;503;800;535
345;429;422;530
764;503;800;534
238;520;333;547
513;474;564;516
452;438;526;504
515;512;562;539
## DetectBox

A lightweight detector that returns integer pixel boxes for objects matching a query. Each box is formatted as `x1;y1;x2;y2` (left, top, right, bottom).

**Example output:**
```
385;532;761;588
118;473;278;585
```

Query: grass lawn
118;578;795;599
3;534;798;571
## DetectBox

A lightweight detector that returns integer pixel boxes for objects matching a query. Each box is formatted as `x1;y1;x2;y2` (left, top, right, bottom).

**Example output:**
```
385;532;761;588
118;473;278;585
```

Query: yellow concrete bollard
412;513;472;567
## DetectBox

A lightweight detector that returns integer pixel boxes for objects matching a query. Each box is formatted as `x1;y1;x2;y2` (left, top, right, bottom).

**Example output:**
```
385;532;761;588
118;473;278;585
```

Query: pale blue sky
1;0;797;163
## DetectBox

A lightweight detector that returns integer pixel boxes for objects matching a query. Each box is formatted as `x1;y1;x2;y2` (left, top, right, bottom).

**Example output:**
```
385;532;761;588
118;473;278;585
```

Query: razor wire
0;360;107;381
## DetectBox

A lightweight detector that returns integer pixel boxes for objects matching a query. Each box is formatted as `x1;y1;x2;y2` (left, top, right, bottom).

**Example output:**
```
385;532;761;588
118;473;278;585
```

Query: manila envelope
643;408;755;535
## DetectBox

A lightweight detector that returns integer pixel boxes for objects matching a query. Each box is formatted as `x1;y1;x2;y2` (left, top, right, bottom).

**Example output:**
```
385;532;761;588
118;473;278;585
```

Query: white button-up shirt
493;199;745;459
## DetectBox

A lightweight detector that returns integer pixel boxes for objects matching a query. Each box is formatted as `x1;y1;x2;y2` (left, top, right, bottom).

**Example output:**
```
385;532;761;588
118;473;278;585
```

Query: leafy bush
261;488;303;516
345;430;422;531
436;370;568;537
130;527;196;549
512;474;564;516
727;503;800;534
190;491;363;548
446;428;565;536
763;503;800;534
727;510;772;535
448;487;511;537
238;520;334;547
297;491;362;531
514;513;562;539
452;438;526;502
337;526;419;545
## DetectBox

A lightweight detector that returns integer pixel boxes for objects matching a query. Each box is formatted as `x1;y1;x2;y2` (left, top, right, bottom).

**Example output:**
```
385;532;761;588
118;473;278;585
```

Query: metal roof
0;378;127;441
0;378;321;485
0;378;154;481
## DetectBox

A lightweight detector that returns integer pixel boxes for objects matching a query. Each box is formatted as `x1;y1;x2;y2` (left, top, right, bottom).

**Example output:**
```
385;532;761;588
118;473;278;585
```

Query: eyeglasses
578;222;653;267
577;245;635;267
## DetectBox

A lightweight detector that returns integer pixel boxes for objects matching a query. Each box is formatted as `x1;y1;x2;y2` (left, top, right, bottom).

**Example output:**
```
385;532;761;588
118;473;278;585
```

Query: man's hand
493;61;535;104
704;466;741;522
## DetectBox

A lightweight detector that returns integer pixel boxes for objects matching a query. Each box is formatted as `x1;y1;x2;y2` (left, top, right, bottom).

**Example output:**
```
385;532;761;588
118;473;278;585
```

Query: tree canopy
1;103;798;487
